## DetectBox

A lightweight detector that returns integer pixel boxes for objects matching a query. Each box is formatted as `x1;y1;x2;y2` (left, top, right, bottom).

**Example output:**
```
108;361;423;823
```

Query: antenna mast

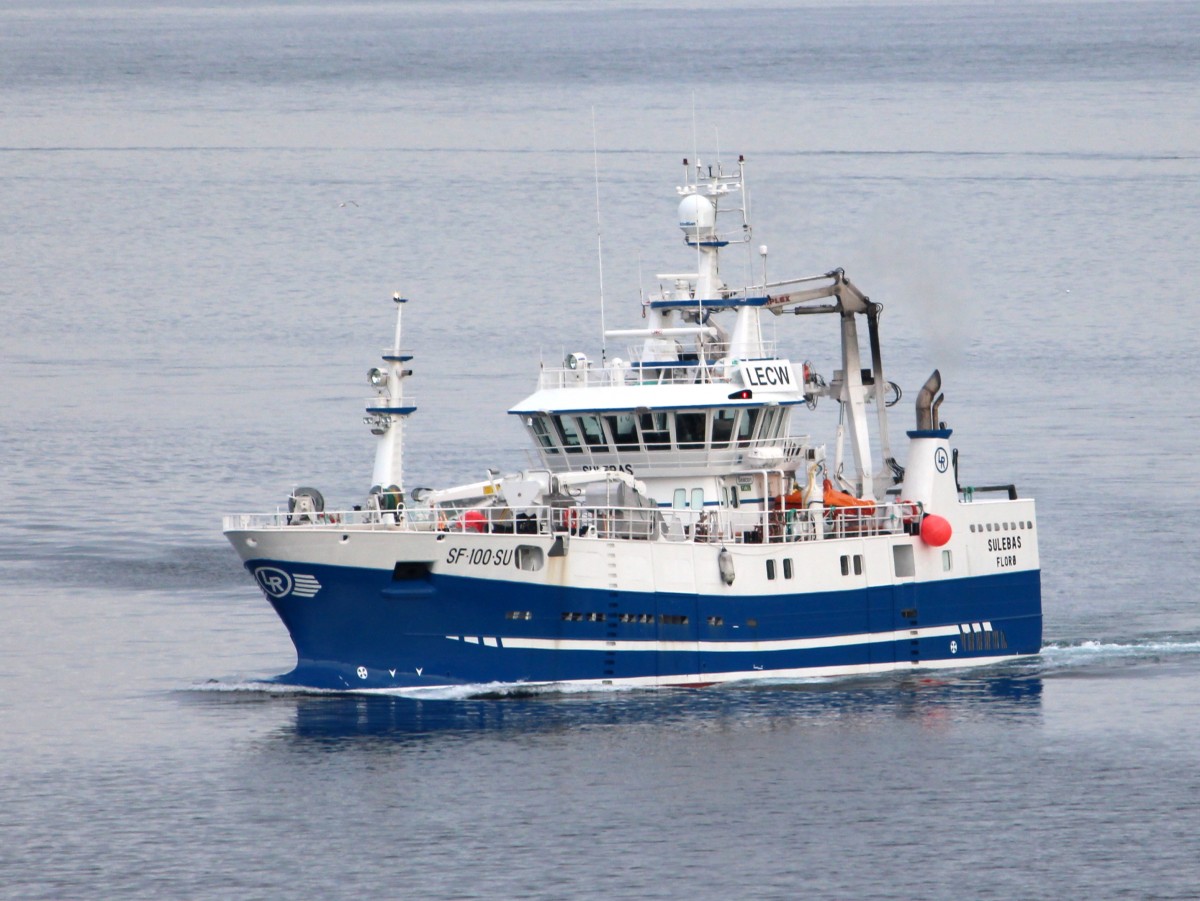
592;108;607;364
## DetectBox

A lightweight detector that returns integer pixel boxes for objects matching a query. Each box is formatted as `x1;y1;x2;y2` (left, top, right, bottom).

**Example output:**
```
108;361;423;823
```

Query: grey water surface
2;1;1199;898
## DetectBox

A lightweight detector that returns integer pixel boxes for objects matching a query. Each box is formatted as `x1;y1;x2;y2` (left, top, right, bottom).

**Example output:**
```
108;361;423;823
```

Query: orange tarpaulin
822;478;875;514
776;490;806;509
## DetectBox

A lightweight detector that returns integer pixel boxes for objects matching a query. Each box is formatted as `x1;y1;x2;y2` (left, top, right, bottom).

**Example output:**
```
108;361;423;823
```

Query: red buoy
920;513;953;547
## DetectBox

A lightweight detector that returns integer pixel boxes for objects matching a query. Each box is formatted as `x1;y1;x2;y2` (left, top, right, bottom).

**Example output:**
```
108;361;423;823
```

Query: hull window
839;554;865;577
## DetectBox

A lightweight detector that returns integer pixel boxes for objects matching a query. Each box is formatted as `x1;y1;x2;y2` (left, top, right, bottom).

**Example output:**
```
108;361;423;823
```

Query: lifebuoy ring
562;508;579;533
898;500;922;524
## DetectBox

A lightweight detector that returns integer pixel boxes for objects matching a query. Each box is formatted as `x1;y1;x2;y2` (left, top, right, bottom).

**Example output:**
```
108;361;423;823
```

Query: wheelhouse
518;403;797;463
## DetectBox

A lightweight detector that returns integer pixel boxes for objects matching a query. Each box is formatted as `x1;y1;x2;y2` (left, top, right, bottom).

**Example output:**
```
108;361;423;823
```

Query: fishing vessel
223;155;1042;691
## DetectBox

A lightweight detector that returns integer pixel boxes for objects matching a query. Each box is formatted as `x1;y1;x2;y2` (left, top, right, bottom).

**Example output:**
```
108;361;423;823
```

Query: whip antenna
592;107;607;364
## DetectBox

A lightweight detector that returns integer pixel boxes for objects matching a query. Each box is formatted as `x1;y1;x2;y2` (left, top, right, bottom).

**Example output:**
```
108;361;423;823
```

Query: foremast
365;293;416;510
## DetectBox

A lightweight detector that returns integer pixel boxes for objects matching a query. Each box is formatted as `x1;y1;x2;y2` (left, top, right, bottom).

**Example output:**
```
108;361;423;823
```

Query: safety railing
224;498;922;546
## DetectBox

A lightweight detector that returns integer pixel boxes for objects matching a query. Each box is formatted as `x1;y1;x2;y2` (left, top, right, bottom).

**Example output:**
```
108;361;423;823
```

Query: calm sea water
3;1;1199;898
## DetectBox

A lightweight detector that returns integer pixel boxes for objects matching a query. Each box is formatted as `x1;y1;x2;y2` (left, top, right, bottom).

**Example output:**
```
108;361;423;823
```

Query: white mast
367;294;415;501
673;156;760;362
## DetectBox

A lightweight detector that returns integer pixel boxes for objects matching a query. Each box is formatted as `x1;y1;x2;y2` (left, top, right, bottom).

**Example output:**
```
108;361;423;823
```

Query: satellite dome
678;193;717;242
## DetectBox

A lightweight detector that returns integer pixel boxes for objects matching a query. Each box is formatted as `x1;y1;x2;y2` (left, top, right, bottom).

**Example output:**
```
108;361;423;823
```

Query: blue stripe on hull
245;560;1042;690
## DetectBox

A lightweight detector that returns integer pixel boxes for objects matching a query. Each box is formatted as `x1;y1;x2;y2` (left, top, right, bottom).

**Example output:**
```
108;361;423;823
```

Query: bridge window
675;411;707;449
761;409;787;439
736;409;759;447
529;416;557;452
712;409;737;447
639;411;670;450
577;414;608;450
604;413;639;450
758;409;778;439
553;416;583;453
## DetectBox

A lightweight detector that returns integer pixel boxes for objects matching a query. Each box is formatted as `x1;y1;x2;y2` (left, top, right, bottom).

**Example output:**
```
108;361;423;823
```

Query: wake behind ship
223;155;1042;692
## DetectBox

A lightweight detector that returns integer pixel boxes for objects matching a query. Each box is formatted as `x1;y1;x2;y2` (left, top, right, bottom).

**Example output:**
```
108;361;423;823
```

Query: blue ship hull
242;557;1042;691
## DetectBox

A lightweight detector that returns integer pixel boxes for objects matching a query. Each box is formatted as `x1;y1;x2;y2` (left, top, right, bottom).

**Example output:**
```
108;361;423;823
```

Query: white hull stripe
390;652;1038;696
446;624;960;654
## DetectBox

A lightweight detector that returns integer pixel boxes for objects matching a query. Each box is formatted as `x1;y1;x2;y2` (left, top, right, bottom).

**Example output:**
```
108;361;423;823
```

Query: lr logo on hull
253;566;321;599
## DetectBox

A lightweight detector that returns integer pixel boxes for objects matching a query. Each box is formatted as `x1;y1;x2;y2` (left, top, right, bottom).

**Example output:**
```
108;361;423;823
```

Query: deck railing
223;498;922;546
